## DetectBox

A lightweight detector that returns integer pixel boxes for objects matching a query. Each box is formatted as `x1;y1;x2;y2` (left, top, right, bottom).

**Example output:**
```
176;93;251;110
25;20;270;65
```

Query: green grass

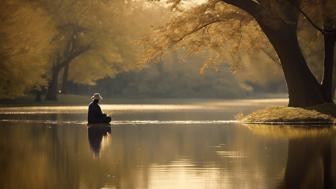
239;105;335;124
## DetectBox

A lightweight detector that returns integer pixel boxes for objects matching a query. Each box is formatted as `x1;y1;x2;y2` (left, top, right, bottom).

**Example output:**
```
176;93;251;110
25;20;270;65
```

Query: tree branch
221;0;260;17
169;11;252;45
57;45;91;69
171;19;225;44
286;0;336;34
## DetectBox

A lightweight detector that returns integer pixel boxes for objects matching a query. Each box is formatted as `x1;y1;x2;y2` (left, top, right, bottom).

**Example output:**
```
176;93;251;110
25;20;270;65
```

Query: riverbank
240;104;336;125
0;95;91;107
0;95;198;106
0;94;288;107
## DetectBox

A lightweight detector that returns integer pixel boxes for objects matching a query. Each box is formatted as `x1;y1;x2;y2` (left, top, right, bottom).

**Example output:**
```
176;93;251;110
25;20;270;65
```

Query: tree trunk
321;33;336;103
258;24;325;107
222;0;327;107
61;63;70;94
35;90;42;102
45;66;60;101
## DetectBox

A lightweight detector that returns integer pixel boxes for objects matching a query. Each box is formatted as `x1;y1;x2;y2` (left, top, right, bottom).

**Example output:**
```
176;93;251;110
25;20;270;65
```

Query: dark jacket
88;101;107;124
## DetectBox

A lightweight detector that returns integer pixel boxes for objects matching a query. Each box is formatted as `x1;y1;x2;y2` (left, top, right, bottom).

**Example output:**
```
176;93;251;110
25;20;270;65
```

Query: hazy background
0;0;288;100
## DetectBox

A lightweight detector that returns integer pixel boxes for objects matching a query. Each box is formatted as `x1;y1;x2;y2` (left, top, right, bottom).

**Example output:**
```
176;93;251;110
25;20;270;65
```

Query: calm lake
0;98;335;189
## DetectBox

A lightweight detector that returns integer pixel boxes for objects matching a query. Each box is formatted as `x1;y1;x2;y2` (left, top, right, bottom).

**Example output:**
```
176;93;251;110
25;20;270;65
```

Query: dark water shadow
246;124;336;189
87;124;111;158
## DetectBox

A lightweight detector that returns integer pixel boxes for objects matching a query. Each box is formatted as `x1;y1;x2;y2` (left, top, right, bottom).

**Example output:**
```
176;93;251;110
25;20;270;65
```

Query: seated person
88;93;111;124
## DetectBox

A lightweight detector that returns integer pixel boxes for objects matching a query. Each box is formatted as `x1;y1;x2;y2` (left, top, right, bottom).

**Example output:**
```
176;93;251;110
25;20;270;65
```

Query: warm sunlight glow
1;0;336;188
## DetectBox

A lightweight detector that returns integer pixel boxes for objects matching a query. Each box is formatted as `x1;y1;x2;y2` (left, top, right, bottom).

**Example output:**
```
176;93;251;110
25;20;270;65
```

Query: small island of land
239;103;336;125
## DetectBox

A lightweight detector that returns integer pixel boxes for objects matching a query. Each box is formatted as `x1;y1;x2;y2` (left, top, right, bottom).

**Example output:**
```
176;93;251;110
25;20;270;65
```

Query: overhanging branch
221;0;260;17
286;0;336;34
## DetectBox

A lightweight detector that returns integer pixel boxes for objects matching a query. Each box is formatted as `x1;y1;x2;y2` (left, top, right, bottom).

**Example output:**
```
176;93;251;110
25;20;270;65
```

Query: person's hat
91;93;103;100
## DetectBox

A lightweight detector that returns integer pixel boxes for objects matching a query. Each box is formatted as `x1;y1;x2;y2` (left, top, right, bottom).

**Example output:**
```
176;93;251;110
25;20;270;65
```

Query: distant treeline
67;59;287;98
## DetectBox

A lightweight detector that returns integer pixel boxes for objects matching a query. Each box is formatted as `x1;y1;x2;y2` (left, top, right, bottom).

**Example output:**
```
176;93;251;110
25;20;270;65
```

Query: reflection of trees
280;134;335;189
2;123;285;188
5;123;336;189
0;123;80;189
108;125;287;188
247;124;336;189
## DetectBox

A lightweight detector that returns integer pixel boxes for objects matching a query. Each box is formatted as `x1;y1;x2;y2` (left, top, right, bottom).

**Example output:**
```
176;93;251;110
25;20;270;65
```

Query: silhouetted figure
88;125;111;157
88;93;111;124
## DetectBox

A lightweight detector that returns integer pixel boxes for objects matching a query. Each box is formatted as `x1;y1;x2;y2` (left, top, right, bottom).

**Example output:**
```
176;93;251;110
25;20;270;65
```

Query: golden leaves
140;0;286;87
0;0;56;98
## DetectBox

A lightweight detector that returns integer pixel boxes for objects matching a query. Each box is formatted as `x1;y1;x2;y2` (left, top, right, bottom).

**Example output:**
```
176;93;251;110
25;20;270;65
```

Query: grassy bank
239;104;336;125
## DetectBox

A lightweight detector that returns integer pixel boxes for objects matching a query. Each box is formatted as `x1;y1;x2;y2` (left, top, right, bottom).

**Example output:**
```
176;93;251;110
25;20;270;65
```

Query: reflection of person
88;125;111;157
88;93;111;124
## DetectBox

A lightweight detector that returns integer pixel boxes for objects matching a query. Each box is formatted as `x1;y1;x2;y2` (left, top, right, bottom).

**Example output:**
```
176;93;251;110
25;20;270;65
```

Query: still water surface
0;99;335;189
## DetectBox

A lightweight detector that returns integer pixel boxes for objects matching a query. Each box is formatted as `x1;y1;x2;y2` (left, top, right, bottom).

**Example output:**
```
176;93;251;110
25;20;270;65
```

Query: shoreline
2;95;335;127
0;94;289;107
239;105;336;126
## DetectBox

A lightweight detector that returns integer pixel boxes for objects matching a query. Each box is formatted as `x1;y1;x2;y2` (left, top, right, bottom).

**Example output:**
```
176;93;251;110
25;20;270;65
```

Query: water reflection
247;124;336;189
281;134;334;189
87;125;111;158
1;121;336;189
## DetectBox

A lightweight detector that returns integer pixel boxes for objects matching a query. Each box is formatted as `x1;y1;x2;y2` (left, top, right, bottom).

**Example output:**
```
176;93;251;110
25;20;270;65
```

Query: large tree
37;0;135;101
144;0;336;107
